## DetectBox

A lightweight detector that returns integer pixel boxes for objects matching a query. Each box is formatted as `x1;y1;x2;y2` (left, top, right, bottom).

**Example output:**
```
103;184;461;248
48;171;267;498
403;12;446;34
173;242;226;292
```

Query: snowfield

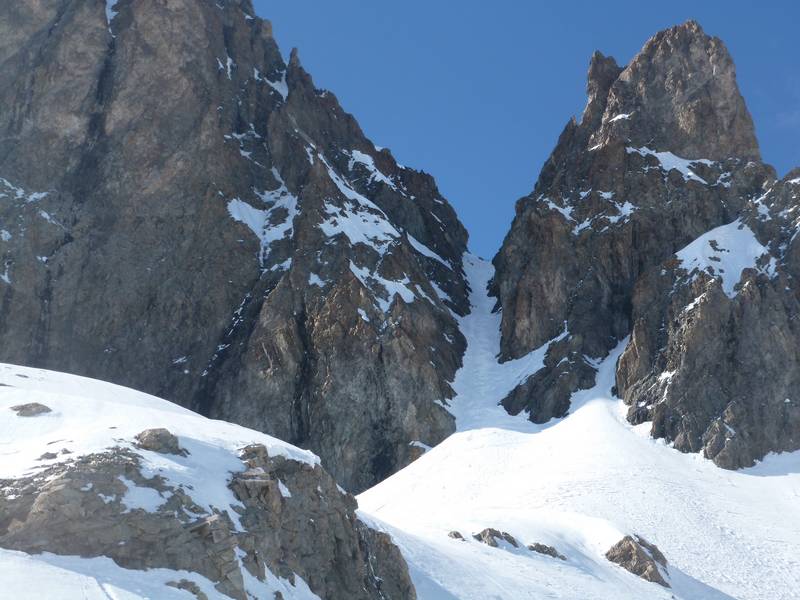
358;255;800;600
675;219;775;297
0;362;317;482
0;363;321;599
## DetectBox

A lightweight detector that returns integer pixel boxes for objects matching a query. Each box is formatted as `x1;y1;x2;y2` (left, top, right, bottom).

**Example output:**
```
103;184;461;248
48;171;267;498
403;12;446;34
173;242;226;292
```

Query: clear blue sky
253;1;800;258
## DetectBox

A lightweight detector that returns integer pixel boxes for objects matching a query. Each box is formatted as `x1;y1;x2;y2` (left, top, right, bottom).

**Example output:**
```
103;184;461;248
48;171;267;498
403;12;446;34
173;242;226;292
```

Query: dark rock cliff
491;20;800;467
0;0;469;492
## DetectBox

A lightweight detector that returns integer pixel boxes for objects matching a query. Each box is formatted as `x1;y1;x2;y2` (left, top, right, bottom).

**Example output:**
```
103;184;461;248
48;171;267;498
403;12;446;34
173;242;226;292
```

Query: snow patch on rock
675;220;775;297
627;146;714;184
226;168;298;267
347;149;397;190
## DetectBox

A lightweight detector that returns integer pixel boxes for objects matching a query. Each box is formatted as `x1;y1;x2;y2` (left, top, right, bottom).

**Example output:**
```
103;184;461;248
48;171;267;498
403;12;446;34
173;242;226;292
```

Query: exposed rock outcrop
617;172;800;467
0;443;414;599
527;542;566;561
10;402;51;416
0;0;468;492
448;530;465;540
134;428;188;456
0;366;415;599
606;535;669;587
472;528;519;548
491;20;800;466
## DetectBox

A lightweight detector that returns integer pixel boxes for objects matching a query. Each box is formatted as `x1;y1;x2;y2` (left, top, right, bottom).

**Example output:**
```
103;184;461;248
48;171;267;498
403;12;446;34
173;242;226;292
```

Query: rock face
0;0;468;492
491;21;800;467
617;172;800;468
606;535;669;587
1;444;416;599
0;365;415;599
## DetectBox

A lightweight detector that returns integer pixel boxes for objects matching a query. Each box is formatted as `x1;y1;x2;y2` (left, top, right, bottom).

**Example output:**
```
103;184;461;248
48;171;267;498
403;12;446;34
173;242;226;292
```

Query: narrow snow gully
358;253;800;600
446;254;566;432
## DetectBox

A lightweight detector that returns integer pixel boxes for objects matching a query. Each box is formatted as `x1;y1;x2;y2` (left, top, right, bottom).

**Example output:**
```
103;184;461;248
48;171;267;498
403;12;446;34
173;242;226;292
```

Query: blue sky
253;1;800;257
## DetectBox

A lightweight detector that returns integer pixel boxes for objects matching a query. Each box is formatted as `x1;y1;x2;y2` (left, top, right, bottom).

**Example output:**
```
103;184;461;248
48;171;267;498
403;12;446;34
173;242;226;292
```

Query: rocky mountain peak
590;20;760;161
492;19;795;474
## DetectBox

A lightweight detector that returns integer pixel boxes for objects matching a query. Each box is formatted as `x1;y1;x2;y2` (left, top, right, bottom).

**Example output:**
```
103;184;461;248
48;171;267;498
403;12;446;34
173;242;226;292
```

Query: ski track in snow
359;253;800;600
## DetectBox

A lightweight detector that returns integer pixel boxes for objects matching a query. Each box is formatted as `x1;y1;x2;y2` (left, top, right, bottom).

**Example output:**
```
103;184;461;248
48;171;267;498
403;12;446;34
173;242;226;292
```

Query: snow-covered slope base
358;255;800;600
0;363;317;480
0;364;412;600
0;363;323;599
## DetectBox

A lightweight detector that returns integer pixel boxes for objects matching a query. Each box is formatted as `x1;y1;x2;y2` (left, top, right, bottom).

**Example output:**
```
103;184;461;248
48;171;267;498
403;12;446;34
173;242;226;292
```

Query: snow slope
447;255;567;431
358;255;800;600
675;219;775;297
0;363;321;600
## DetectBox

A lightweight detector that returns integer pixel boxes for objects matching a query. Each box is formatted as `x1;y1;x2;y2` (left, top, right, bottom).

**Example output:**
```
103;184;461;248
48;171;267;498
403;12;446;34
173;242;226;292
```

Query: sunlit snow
226;168;298;267
675;219;775;297
627;146;714;183
0;364;321;599
357;253;800;600
347;149;397;189
446;255;568;431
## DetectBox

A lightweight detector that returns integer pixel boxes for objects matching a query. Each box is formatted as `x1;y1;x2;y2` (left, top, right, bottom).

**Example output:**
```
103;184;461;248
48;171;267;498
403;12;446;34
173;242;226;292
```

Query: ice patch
543;197;574;221
430;280;453;305
261;69;288;100
0;177;48;203
349;261;416;312
278;480;292;498
105;1;118;31
319;155;400;254
605;201;635;225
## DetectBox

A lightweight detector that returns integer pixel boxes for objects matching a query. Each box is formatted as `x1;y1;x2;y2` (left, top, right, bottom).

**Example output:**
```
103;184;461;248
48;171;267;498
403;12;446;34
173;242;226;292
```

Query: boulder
606;535;669;587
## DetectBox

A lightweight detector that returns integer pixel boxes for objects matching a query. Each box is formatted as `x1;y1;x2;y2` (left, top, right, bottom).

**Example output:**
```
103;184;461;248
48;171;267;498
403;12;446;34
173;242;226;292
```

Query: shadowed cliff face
0;0;469;493
491;20;800;467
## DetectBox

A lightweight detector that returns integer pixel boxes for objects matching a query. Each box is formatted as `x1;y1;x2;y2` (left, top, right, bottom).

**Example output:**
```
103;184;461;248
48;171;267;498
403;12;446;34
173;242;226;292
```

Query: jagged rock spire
590;20;760;160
